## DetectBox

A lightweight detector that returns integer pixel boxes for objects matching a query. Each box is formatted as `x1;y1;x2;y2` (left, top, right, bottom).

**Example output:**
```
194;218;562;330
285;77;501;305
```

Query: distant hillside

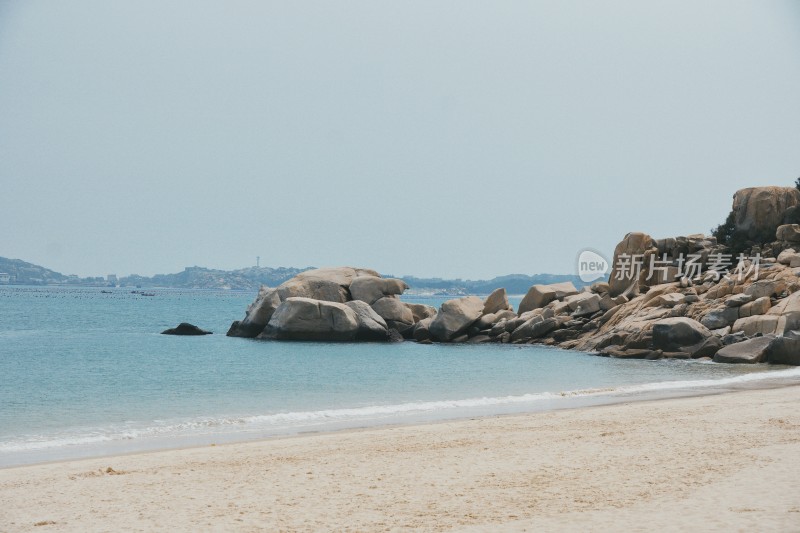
0;257;68;285
0;256;586;294
120;266;312;291
398;273;587;296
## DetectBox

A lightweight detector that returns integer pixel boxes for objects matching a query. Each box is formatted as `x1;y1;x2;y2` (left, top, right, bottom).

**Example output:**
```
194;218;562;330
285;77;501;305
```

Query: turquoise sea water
1;286;799;467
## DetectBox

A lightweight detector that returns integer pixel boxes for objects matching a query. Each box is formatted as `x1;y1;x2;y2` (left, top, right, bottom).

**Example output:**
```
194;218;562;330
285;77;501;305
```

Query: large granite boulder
344;300;389;341
412;316;434;342
652;317;720;356
700;307;739;330
349;276;408;305
228;267;398;339
769;290;800;334
731;186;800;239
765;334;800;365
713;336;774;364
731;315;780;336
276;267;378;303
258;297;359;341
371;297;415;332
429;296;484;342
744;279;786;299
738;296;771;318
565;292;601;317
482;288;513;315
777;248;800;267
776;224;800;243
405;302;437;323
608;232;658;297
510;316;559;342
227;286;281;337
518;282;578;314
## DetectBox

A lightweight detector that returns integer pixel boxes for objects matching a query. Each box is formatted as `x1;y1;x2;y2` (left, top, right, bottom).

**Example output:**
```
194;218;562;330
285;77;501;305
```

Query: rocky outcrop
371;297;415;334
518;282;578;314
258;297;360;341
276;267;378;302
406;303;437;323
345;301;389;341
224;185;800;364
227;285;282;337
349;276;408;305
713;335;774;364
651;317;721;357
765;334;800;365
608;232;658;297
161;323;212;335
776;224;800;244
732;186;800;239
429;296;484;342
228;267;412;340
482;288;513;315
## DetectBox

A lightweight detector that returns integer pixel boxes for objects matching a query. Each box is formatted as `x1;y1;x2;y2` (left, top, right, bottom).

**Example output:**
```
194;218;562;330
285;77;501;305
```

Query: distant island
0;256;582;295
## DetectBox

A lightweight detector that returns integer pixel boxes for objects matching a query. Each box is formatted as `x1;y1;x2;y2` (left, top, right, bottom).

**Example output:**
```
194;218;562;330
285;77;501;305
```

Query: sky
1;1;799;279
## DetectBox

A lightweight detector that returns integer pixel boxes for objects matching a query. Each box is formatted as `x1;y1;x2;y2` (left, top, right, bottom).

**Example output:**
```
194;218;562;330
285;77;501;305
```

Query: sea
2;285;799;468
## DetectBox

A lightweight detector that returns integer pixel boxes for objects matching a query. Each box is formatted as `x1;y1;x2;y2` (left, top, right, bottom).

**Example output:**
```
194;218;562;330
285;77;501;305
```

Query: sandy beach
2;386;799;532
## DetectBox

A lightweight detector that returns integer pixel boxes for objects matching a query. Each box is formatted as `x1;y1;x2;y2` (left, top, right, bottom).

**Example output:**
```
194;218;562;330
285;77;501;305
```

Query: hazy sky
1;1;799;279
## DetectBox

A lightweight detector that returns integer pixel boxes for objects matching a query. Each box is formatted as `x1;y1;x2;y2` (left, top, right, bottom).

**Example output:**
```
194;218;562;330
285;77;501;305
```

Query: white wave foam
3;367;799;454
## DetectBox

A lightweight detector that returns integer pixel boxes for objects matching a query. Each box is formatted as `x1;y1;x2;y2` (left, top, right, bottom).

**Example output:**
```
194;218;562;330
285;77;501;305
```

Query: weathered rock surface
511;316;559;342
777;248;800;266
713;336;774;364
769;290;800;334
229;267;420;341
405;303;437;323
518;282;578;314
566;292;601;317
225;188;800;364
161;322;212;335
732;186;800;239
227;286;281;337
776;224;800;243
371;297;415;332
429;296;484;342
725;294;753;307
732;315;779;336
344;300;389;341
608;232;657;297
259;297;360;341
739;296;770;318
701;307;739;330
412;317;434;342
652;317;720;357
765;334;800;365
745;279;785;299
349;276;408;305
482;288;512;315
229;267;383;338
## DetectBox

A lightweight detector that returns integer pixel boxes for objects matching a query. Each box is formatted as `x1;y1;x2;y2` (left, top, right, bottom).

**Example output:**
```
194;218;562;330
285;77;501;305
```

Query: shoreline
3;363;800;470
2;385;799;531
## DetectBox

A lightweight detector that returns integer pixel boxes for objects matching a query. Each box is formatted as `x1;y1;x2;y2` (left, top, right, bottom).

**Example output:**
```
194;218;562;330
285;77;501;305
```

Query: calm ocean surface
2;286;799;467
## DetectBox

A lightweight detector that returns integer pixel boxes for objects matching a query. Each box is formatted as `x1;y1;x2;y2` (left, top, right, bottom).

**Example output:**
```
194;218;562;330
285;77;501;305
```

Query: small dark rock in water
161;323;212;336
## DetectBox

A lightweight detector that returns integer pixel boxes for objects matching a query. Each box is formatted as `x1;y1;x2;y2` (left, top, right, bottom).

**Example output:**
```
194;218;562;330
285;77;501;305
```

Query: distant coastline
0;256;583;295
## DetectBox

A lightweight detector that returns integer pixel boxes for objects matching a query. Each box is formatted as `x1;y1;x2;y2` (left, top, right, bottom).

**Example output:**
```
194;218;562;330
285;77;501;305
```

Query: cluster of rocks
570;186;800;365
228;186;800;366
227;267;433;342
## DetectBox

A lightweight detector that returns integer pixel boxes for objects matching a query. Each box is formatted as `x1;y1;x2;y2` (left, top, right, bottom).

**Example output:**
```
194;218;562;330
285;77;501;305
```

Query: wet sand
2;386;799;532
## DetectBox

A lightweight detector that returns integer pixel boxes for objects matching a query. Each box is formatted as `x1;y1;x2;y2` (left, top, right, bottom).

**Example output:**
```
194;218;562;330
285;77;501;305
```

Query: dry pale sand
2;386;800;532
